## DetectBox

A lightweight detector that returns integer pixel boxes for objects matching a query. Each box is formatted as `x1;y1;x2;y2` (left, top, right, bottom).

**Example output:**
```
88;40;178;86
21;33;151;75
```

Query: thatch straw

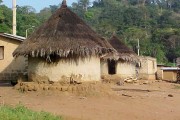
13;2;115;59
103;35;139;63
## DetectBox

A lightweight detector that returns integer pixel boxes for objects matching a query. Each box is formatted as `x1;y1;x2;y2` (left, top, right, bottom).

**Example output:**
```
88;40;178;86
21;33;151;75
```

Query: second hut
101;35;139;79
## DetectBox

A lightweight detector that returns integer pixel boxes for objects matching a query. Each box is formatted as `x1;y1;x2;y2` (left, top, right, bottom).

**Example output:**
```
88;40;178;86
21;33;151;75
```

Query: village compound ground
0;80;180;120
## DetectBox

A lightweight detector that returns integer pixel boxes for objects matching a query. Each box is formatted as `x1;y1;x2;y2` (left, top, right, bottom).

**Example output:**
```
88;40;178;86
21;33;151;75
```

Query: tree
78;0;90;11
49;5;59;13
0;7;4;21
123;27;149;55
16;6;39;36
171;0;180;12
17;5;36;14
37;7;52;23
0;5;12;33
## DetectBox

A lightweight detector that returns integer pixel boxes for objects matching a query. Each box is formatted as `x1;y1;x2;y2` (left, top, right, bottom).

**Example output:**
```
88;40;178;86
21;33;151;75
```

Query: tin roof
0;33;25;42
161;67;180;71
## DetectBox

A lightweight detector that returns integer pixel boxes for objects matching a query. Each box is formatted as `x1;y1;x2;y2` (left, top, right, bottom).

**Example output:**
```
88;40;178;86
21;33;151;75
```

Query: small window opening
0;46;4;60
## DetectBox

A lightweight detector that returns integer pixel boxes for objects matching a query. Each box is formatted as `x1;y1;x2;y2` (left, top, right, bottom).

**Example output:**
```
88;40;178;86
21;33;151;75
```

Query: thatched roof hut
108;35;139;63
13;0;115;82
101;35;139;79
13;0;114;60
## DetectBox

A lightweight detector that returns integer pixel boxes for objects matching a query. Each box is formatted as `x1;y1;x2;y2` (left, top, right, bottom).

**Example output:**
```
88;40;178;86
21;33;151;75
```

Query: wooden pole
12;0;16;35
137;39;140;56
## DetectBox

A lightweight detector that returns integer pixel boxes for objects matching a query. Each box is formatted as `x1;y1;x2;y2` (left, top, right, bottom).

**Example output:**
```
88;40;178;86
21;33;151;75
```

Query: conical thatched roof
13;1;115;59
105;35;139;63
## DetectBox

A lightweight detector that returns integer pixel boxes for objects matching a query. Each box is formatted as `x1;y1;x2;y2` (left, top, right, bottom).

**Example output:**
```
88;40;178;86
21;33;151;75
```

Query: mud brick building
0;33;27;82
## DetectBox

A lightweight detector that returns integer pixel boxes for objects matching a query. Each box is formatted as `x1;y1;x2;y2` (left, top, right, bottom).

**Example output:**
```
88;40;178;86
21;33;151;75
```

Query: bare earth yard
0;81;180;120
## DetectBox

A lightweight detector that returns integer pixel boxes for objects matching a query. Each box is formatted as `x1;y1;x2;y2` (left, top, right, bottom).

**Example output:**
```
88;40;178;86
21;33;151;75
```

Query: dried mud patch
14;81;114;97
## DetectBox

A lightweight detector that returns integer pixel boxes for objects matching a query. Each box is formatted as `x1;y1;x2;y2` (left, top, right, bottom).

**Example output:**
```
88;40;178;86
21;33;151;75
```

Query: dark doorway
108;60;117;75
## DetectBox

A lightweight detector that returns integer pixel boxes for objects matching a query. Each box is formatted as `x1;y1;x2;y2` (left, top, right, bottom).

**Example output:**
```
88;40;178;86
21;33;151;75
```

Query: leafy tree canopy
0;0;180;64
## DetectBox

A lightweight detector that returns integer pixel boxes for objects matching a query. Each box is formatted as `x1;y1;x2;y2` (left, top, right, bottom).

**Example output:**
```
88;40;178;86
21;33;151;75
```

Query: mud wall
116;62;136;78
28;56;101;82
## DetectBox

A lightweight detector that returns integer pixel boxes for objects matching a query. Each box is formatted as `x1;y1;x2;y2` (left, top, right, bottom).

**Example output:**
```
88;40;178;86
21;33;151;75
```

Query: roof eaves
0;33;25;42
161;67;180;71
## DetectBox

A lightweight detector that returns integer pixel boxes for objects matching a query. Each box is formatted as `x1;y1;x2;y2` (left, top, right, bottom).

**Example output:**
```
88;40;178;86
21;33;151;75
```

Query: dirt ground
0;81;180;120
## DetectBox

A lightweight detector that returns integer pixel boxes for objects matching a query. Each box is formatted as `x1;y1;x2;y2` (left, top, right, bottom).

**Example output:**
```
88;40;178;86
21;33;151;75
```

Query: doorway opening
108;60;117;75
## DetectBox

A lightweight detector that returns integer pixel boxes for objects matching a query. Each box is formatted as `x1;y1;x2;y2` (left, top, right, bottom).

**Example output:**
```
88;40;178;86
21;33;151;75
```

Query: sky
2;0;94;12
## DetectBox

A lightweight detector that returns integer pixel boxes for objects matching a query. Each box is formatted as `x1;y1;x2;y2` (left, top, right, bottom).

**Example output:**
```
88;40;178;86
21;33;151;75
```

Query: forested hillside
0;0;180;64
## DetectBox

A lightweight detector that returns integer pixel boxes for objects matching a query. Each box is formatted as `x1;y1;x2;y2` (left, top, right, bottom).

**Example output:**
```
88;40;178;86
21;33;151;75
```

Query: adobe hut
101;35;139;79
13;0;115;83
138;56;157;80
161;67;180;81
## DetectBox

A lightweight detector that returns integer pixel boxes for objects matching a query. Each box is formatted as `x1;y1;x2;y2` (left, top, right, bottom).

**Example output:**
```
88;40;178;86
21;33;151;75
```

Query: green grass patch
0;104;62;120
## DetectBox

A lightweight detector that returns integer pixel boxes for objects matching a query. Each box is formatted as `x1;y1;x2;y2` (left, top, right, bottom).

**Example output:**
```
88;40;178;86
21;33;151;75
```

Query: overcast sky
2;0;94;12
